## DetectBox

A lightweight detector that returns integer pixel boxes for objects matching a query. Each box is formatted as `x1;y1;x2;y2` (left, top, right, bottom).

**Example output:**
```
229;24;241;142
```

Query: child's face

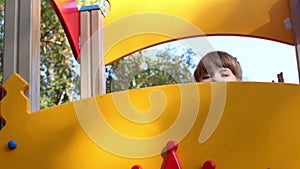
199;68;237;82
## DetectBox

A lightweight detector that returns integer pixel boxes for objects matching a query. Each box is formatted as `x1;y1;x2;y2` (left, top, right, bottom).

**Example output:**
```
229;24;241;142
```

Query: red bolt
131;164;142;169
202;160;216;169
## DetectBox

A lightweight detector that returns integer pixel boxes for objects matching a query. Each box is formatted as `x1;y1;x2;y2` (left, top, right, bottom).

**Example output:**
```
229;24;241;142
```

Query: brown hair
194;51;242;82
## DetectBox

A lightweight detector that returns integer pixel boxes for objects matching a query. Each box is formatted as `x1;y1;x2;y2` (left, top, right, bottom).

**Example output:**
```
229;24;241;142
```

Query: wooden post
80;10;92;98
289;0;300;83
3;0;40;112
91;9;106;96
80;5;106;98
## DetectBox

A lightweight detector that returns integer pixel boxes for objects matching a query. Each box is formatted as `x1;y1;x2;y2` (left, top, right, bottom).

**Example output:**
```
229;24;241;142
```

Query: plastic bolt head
7;140;17;150
131;165;142;169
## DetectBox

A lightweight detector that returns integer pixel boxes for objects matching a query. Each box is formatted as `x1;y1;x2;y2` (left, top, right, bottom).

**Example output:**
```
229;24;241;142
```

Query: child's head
194;51;242;82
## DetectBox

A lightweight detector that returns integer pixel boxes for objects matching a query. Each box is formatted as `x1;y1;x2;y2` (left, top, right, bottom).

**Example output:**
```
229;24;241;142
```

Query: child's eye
202;75;210;79
221;73;229;77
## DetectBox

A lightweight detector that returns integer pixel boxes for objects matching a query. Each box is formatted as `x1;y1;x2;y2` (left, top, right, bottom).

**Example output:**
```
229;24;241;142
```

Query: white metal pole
289;0;300;83
3;0;40;112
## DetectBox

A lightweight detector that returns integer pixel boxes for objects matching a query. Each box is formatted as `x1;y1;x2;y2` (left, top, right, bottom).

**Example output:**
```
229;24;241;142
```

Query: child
194;51;242;82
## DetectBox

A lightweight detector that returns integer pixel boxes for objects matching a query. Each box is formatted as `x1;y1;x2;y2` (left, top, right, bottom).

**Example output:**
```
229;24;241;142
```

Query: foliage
76;0;110;16
76;0;99;9
40;0;79;109
106;43;197;93
0;0;4;83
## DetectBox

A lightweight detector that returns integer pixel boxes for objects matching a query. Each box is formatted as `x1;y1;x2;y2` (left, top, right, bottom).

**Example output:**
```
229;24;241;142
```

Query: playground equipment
2;0;300;168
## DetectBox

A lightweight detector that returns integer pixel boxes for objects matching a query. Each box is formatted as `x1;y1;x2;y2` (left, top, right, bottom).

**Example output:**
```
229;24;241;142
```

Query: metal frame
289;0;300;83
3;0;40;112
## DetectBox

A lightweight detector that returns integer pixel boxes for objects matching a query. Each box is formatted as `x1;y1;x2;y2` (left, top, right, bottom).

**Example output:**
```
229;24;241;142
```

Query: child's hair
194;51;242;82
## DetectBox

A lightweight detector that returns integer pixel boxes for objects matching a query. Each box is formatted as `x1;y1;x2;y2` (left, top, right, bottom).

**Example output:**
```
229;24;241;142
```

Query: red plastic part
49;0;80;60
131;165;142;169
202;160;216;169
164;140;182;169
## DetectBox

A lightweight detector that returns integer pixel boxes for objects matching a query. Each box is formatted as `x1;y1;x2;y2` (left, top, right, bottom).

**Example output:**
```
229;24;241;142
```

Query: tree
0;0;4;83
106;42;197;93
40;0;79;109
40;0;109;109
0;1;78;109
76;0;99;7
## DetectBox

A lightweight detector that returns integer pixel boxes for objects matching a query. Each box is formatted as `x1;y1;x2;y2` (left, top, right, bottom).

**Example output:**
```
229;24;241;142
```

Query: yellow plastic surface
1;73;300;168
103;0;294;64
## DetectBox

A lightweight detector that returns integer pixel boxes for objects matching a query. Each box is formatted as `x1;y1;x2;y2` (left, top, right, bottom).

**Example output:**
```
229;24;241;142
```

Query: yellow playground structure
1;0;300;168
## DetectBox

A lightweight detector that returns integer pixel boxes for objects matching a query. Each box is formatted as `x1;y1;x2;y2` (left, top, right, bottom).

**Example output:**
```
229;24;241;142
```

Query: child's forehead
202;58;226;67
203;66;231;73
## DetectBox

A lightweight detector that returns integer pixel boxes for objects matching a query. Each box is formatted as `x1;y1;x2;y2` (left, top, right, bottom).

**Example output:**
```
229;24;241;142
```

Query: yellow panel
103;0;294;64
1;74;300;168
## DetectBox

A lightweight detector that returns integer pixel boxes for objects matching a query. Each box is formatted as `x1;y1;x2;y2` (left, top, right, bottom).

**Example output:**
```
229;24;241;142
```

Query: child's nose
211;74;222;82
211;77;217;82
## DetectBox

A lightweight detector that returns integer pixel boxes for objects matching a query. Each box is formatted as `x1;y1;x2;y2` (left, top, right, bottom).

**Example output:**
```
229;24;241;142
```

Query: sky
178;36;299;84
